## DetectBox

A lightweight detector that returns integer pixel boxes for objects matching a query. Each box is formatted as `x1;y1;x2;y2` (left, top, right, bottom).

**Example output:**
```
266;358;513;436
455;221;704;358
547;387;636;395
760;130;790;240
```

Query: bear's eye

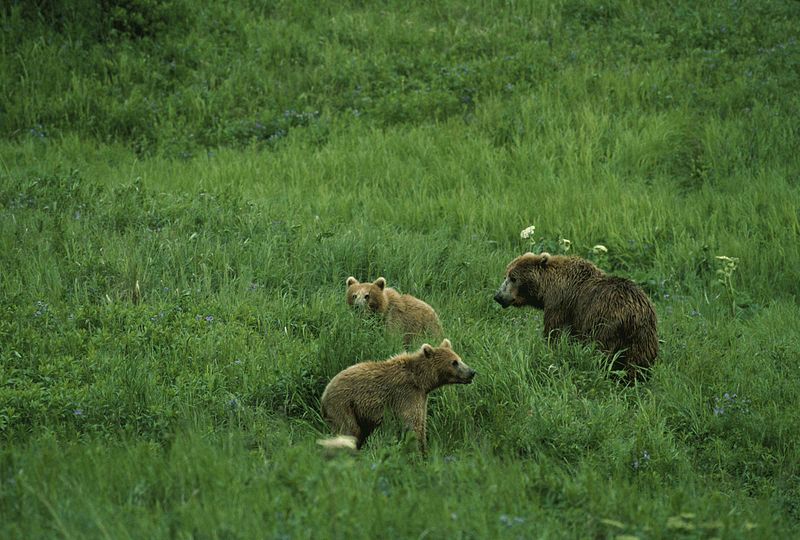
451;360;458;367
364;293;370;300
352;294;356;299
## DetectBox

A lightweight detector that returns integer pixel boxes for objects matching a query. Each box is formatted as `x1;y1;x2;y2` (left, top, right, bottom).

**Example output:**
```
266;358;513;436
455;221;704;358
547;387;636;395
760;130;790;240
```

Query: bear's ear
346;276;358;286
440;338;452;349
374;277;386;290
538;252;551;267
421;343;434;358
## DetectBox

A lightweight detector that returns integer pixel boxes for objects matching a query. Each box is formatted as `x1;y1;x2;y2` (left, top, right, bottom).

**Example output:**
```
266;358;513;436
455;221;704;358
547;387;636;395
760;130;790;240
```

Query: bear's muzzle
493;291;512;308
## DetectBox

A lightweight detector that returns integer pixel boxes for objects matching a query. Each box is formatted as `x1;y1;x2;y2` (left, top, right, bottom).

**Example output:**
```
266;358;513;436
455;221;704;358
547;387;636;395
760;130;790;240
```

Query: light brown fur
494;252;658;379
320;339;475;453
346;276;443;346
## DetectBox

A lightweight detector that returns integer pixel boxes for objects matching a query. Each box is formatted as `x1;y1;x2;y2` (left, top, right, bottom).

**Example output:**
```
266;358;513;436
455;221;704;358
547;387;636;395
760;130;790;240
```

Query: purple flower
73;409;83;416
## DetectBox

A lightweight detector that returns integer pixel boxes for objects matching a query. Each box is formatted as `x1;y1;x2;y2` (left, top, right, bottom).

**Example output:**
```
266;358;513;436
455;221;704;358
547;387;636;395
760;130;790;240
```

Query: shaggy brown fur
320;339;476;453
494;252;658;378
346;276;443;346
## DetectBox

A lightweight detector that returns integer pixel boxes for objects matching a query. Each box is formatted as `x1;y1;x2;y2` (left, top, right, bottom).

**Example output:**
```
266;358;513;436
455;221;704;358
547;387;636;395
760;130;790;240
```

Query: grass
2;0;800;538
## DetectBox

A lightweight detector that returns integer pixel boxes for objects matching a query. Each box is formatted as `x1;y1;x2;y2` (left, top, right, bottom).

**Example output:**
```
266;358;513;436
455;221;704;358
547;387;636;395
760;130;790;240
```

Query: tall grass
2;0;799;537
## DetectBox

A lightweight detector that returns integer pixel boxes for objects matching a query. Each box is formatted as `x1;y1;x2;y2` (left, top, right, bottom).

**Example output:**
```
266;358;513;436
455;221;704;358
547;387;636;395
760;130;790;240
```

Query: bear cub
320;339;475;453
494;252;658;378
346;276;443;346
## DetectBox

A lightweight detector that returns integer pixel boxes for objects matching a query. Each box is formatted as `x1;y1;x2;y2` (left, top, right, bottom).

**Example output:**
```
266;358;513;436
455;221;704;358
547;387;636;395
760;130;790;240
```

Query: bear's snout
494;291;511;308
465;368;476;383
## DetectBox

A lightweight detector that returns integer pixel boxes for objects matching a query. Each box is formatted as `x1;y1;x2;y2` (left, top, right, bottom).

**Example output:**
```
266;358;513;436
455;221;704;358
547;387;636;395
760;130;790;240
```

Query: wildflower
73;409;83;416
715;256;739;277
713;392;750;416
520;225;536;239
632;450;650;470
499;515;525;527
205;315;214;323
33;301;48;317
559;238;571;252
592;244;608;254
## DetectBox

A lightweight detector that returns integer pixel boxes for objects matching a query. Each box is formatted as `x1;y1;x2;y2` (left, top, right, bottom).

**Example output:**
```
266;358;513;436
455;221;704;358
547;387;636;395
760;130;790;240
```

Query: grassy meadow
2;0;800;537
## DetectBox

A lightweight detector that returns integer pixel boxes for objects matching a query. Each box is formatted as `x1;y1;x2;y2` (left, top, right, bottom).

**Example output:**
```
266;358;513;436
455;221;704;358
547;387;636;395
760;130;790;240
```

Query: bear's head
346;276;388;314
493;252;550;309
420;338;476;386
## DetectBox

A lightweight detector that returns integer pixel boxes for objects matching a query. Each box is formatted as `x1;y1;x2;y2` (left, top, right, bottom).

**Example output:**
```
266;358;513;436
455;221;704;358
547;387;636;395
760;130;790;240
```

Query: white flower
559;238;571;252
715;255;738;263
592;244;608;254
520;225;536;239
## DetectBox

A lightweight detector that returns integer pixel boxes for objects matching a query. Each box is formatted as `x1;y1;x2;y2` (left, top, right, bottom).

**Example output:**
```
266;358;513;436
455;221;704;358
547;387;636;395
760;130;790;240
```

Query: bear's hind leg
325;402;365;448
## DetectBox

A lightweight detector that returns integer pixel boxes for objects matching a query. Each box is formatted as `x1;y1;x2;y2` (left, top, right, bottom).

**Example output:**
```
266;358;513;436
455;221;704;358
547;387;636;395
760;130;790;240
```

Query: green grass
2;0;800;538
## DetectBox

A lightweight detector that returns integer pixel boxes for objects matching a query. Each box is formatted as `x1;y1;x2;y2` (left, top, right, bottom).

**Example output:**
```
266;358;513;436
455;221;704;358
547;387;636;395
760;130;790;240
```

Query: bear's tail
316;435;358;454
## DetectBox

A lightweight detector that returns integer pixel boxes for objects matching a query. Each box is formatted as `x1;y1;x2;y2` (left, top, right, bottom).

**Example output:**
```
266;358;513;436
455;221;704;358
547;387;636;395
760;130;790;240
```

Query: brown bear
319;339;476;453
494;252;658;378
346;276;443;346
